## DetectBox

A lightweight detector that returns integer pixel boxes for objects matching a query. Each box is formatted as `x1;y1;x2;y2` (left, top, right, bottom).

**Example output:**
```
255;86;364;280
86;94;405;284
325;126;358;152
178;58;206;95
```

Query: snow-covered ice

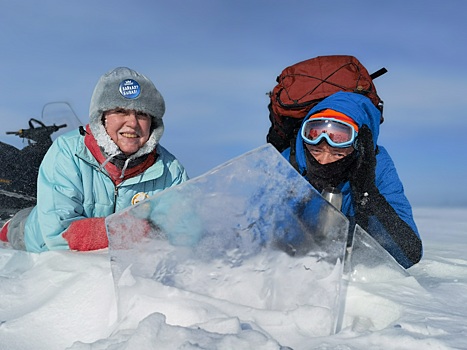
1;145;466;349
1;207;466;349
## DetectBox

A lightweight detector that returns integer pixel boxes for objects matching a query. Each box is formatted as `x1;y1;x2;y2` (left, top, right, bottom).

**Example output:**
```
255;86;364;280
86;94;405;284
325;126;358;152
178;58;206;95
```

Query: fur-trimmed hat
89;67;165;158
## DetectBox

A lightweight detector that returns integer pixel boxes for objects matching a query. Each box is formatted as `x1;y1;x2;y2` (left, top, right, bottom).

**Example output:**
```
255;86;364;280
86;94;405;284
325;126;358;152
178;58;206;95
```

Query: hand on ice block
63;217;108;251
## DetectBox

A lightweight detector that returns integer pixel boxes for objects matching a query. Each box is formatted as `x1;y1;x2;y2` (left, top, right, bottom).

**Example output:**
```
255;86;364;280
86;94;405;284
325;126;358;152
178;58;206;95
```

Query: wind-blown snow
1;208;466;349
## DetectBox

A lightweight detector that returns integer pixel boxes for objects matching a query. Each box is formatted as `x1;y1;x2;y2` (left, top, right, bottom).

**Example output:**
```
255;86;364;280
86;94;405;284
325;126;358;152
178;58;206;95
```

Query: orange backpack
267;55;387;152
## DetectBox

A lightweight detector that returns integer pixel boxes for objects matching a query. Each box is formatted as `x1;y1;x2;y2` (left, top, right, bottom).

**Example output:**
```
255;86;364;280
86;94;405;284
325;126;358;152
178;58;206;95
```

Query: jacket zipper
113;186;118;213
75;153;120;214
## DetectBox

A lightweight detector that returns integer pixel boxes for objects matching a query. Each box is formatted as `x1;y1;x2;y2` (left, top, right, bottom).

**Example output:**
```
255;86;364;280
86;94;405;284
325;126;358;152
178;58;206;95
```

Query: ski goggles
301;118;357;148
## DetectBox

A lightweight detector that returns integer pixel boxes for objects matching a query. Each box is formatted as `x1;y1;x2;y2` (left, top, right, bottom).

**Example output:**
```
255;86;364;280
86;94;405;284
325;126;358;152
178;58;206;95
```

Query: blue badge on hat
119;79;141;99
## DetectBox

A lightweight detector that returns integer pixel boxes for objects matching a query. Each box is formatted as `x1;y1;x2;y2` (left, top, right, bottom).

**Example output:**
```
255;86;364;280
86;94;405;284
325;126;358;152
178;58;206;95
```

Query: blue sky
1;1;466;207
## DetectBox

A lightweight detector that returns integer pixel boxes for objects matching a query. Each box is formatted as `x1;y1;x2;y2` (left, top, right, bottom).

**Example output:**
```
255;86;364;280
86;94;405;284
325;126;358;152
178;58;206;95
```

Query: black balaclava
304;144;357;193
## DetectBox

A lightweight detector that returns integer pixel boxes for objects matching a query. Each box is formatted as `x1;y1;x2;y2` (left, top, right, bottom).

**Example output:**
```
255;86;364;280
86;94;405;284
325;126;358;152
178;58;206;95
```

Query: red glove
63;217;108;251
0;220;10;242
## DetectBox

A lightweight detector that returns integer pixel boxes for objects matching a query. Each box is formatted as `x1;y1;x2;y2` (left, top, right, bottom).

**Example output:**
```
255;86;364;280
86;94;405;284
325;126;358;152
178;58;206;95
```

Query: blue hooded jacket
282;91;421;267
23;128;188;252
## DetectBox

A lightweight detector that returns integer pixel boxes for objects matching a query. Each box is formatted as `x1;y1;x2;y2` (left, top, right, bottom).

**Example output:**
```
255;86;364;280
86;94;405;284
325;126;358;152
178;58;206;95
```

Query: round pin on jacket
131;192;149;205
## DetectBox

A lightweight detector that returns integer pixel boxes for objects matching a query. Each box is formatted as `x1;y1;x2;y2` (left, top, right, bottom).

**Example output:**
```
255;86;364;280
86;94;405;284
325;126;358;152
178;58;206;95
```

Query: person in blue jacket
282;91;422;268
0;67;188;252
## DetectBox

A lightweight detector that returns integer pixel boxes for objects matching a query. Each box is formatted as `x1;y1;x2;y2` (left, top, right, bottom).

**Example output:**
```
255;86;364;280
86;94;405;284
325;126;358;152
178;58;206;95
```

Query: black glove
349;124;422;268
349;124;378;210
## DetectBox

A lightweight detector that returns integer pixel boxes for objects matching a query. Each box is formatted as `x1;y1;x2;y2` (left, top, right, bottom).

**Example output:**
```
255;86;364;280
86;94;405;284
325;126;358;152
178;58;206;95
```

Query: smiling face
104;108;152;155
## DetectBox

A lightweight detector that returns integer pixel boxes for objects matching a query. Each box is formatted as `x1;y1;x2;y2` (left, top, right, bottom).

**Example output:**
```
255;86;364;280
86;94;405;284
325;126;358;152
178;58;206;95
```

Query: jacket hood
294;91;382;173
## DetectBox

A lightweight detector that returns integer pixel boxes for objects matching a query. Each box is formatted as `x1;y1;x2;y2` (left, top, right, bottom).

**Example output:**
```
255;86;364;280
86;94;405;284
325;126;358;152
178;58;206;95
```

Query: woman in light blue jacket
283;91;422;268
1;67;188;252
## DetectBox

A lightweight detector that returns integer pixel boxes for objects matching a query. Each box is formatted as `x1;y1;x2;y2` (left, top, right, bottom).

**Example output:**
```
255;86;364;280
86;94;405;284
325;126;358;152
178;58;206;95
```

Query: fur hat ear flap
135;118;164;159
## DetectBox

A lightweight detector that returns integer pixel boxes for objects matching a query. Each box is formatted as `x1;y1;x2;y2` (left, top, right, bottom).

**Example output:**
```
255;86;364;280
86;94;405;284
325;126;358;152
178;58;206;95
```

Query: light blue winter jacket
24;128;188;252
282;91;421;267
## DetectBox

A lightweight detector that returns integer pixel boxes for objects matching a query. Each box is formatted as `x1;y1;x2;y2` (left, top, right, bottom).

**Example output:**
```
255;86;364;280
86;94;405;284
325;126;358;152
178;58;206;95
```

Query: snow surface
1;208;466;350
1;144;466;350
